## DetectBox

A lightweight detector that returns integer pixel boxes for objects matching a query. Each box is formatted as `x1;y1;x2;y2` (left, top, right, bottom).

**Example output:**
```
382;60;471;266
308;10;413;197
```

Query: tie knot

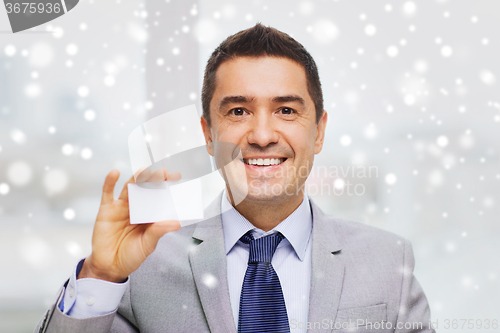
240;231;285;263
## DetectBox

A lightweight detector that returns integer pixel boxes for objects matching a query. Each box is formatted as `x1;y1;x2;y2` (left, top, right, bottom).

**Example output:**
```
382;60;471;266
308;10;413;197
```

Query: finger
135;166;151;183
118;174;137;201
101;170;120;205
146;167;167;182
166;171;182;181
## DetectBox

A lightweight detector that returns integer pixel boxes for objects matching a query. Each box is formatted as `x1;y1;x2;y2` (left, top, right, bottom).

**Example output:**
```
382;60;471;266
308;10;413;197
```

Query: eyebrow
217;95;306;111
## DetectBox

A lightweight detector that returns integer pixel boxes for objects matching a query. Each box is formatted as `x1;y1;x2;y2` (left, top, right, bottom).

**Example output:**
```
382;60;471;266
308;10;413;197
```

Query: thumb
143;220;181;250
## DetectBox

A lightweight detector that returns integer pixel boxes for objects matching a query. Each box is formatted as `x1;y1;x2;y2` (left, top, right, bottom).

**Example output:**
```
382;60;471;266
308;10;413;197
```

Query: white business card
128;179;204;226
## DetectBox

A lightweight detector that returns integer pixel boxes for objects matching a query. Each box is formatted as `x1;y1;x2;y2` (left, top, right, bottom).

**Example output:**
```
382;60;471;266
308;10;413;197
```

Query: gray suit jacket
35;194;435;332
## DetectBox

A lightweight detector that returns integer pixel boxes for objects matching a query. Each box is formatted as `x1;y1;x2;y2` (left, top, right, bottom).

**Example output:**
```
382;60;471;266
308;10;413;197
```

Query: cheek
214;120;253;143
288;129;316;157
211;122;232;141
213;129;244;145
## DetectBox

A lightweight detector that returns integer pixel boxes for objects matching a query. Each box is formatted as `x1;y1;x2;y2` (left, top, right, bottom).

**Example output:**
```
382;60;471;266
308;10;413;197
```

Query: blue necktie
238;231;290;333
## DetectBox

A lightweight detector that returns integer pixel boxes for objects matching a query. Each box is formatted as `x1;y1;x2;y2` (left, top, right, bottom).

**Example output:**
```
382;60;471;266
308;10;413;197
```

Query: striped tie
238;231;290;333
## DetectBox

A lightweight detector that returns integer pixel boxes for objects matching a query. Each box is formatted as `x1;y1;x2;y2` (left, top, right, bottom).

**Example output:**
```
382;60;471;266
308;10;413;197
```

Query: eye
229;108;246;116
279;107;296;115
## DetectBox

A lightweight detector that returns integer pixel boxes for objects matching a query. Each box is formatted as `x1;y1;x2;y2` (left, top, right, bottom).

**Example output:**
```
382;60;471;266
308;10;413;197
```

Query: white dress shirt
222;191;312;331
60;191;313;332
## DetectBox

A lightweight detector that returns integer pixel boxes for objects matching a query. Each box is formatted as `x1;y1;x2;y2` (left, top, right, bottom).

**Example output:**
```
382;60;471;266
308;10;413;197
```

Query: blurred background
1;0;499;332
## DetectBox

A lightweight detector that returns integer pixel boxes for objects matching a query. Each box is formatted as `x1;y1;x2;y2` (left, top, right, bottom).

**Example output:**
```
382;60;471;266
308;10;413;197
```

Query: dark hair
201;23;324;126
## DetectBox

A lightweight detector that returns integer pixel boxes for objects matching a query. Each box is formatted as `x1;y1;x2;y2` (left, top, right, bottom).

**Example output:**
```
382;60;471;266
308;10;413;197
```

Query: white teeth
244;158;285;166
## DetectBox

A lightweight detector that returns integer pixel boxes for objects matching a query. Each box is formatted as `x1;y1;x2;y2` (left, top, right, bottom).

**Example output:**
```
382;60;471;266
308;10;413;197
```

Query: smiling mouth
243;158;287;166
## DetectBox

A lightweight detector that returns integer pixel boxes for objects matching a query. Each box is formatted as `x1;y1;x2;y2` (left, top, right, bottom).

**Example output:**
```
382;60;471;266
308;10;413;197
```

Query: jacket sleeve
34;278;140;333
394;239;436;333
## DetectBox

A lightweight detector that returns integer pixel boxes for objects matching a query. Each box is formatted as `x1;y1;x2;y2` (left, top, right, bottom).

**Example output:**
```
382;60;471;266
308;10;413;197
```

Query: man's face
201;56;327;205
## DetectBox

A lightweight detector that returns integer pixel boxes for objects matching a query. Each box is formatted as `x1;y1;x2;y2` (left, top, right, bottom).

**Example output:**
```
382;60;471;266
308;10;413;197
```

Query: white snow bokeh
84;109;96;121
43;169;69;195
77;85;89;97
61;144;74;156
65;44;78;56
298;1;315;16
4;44;16;57
403;1;417;16
340;135;352;147
24;83;41;98
364;24;376;36
193;19;219;44
63;208;76;220
385;173;397;185
201;273;218;289
387;45;399;57
10;129;27;144
19;236;53;268
128;21;149;43
311;19;339;44
80;147;93;160
0;0;499;329
0;183;10;195
440;45;453;57
413;60;428;73
479;70;496;85
436;135;449;147
7;161;33;187
28;42;54;67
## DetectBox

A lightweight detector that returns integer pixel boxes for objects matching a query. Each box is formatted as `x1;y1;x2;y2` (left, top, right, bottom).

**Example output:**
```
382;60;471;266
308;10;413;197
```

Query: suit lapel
188;194;344;333
307;200;345;332
189;193;237;333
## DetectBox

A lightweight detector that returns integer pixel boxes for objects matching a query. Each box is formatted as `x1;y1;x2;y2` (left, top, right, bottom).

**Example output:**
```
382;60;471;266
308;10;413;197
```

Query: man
35;23;435;332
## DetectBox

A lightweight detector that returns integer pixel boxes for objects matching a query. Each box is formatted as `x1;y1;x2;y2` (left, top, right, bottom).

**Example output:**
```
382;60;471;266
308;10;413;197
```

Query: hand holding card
77;169;181;283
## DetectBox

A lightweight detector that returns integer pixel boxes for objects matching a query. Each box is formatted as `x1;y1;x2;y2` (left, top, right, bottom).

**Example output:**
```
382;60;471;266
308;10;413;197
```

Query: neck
228;189;305;232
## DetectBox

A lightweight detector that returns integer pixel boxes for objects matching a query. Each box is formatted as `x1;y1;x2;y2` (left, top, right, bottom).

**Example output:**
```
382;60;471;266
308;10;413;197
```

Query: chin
244;182;298;202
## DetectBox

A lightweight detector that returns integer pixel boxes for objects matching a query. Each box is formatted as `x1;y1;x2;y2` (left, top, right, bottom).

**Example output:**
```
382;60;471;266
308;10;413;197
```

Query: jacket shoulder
311;201;409;262
327;215;406;245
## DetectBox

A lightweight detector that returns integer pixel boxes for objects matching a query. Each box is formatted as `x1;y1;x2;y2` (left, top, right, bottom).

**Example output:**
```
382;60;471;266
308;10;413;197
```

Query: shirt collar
221;189;312;261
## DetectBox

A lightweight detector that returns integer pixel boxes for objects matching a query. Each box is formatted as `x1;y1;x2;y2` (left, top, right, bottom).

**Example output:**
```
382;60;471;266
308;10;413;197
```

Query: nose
246;111;279;147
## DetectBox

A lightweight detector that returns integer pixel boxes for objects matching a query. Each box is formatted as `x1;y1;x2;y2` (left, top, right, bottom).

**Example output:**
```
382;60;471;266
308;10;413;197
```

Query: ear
314;110;328;155
201;116;214;156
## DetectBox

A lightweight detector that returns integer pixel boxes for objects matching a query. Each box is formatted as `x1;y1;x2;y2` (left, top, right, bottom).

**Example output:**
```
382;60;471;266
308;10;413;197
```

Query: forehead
211;56;311;107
